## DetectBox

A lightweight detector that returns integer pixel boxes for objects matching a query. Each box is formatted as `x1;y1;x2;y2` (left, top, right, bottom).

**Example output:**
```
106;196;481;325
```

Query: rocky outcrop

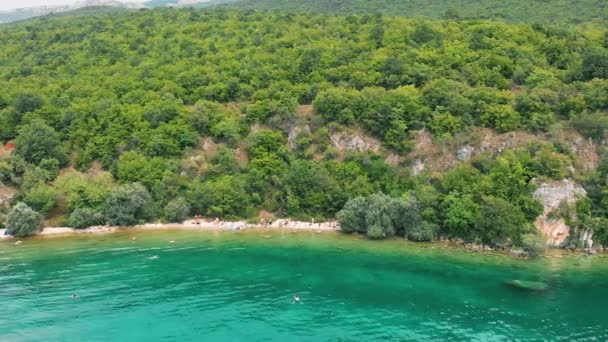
571;136;599;172
385;153;401;167
0;186;16;207
411;159;425;176
330;131;383;153
533;179;586;247
456;145;475;161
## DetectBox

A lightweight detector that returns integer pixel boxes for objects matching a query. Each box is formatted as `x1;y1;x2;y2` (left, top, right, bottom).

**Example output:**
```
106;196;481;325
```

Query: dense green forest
224;0;608;24
0;8;607;248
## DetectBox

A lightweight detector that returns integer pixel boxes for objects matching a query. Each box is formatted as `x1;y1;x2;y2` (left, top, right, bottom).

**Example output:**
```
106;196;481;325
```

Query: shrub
69;208;105;229
366;224;387;239
23;185;57;214
336;196;368;234
104;183;152;226
407;221;437;242
521;233;546;257
6;202;41;237
338;193;424;240
572;112;608;141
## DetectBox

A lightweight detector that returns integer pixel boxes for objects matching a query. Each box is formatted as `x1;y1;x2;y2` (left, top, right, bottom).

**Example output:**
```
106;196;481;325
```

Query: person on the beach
292;295;301;304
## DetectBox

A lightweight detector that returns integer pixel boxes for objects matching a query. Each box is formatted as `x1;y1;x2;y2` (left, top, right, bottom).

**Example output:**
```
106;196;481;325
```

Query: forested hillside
225;0;608;24
0;9;607;248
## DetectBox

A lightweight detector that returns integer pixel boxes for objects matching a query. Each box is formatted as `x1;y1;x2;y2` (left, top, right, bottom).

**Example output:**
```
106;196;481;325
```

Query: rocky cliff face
532;179;587;247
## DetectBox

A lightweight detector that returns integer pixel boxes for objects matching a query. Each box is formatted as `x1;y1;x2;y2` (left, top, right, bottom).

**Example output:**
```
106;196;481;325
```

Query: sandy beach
0;218;340;239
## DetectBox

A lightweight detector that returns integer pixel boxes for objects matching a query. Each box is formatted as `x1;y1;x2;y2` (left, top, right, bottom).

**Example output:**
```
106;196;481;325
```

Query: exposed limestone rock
287;125;311;150
0;186;16;207
411;159;425;176
249;124;263;134
580;229;594;249
385;153;400;167
456;145;474;161
330;131;383;153
533;179;587;247
571;137;599;172
0;186;16;226
201;137;216;154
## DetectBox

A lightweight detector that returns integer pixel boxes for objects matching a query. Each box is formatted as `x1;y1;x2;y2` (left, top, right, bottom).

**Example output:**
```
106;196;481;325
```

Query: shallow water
1;230;607;341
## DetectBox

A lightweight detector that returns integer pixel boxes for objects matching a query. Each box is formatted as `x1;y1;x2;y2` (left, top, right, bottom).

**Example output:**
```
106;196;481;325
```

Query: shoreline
0;218;340;239
1;220;604;257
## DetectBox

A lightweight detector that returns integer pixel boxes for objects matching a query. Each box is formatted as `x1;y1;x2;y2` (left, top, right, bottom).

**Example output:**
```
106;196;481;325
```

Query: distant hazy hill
225;0;608;24
2;0;605;24
143;0;178;6
0;0;228;23
144;0;238;8
0;0;143;23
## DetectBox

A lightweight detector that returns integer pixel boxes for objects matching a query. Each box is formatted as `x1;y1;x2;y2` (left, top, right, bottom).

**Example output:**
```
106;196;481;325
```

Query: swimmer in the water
148;255;159;260
292;295;301;304
72;293;79;299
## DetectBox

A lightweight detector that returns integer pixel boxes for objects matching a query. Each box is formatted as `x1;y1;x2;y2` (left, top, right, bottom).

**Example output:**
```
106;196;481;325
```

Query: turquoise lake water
1;229;607;341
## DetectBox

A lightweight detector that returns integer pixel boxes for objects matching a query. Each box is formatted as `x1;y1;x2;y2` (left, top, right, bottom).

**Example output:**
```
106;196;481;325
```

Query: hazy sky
0;0;147;11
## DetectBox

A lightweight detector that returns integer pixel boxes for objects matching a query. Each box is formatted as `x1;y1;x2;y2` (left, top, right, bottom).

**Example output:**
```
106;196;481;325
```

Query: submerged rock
510;249;528;258
505;280;549;292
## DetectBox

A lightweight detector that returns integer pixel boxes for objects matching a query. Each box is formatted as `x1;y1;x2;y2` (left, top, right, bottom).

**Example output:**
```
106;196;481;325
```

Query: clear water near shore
1;229;607;341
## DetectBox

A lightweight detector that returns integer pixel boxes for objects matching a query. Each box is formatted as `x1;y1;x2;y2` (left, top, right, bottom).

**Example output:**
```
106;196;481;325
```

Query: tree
164;197;190;222
283;160;342;217
13;93;44;114
390;196;422;237
6;202;41;237
104;183;152;226
583;78;608;111
20;166;53;192
488;154;530;202
443;192;479;240
475;196;529;246
187;176;252;218
313;88;358;123
411;22;442;45
422;79;473;121
14;119;66;165
442;8;461;20
581;48;608;80
0;109;20;141
116;151;170;189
